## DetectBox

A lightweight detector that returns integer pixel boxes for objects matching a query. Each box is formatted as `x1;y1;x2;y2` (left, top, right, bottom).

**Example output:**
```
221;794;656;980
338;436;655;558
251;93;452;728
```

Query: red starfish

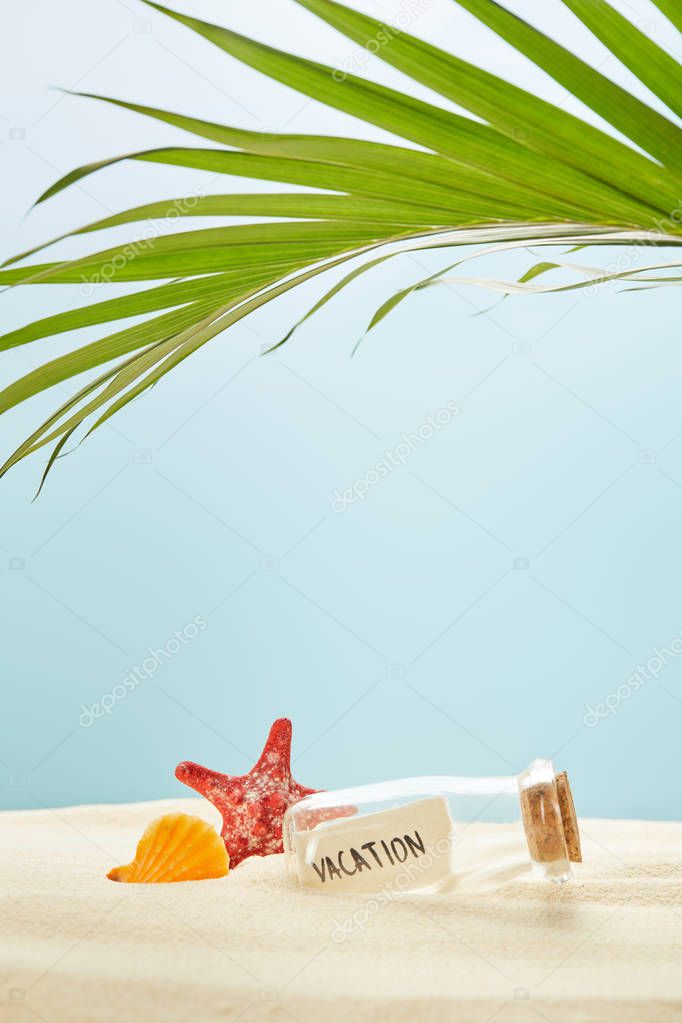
175;718;319;867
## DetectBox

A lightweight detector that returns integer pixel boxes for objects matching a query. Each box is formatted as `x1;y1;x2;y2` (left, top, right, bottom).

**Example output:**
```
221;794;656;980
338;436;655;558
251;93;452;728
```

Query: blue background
1;0;680;819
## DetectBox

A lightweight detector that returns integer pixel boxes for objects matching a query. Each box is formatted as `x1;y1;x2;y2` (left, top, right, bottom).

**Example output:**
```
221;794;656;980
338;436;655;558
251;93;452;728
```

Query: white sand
1;798;681;1021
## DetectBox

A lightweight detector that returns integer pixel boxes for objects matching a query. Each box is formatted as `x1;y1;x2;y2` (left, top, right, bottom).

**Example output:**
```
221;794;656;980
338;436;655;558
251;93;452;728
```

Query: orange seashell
107;813;229;883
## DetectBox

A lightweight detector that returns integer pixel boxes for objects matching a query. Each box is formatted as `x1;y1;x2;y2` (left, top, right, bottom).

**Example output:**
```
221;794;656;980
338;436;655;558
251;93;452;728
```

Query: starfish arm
175;761;233;804
253;717;293;777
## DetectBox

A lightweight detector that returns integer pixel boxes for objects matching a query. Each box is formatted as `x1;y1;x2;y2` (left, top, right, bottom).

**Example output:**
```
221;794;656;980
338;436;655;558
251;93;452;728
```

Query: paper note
293;796;455;893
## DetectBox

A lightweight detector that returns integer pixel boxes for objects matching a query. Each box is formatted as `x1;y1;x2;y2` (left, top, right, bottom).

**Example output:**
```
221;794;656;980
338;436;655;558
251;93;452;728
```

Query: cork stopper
520;765;581;866
555;771;582;863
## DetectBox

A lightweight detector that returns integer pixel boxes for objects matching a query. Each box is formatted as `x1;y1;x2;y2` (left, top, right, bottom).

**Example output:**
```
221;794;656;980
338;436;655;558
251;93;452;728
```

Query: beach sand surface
1;798;681;1021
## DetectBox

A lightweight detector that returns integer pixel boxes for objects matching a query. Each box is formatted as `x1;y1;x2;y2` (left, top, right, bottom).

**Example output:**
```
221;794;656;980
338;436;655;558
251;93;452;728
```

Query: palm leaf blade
561;0;682;119
650;0;682;34
451;0;682;167
1;0;679;483
293;0;680;210
140;2;668;223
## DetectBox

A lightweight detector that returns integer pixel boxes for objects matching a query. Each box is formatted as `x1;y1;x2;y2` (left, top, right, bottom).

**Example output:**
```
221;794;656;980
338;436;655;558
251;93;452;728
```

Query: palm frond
2;0;681;486
651;1;682;34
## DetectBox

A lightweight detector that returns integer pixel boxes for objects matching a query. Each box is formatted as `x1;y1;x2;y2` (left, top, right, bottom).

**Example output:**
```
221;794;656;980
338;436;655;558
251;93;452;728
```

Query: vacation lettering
294;796;454;893
311;829;426;883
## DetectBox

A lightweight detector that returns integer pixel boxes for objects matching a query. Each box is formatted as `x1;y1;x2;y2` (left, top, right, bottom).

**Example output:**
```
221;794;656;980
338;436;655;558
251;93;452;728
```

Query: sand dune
2;798;681;1021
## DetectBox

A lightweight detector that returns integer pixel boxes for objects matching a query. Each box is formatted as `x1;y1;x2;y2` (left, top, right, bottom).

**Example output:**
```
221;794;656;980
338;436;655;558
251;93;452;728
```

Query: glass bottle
283;758;580;894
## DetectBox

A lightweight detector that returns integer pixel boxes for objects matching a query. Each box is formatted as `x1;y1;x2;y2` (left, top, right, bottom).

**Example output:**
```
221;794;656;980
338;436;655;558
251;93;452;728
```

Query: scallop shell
107;813;229;883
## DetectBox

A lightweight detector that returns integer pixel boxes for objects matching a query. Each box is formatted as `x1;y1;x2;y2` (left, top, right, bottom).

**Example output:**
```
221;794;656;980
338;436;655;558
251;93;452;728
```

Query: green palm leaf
449;0;682;166
292;0;680;208
560;0;681;119
2;0;681;486
651;0;682;34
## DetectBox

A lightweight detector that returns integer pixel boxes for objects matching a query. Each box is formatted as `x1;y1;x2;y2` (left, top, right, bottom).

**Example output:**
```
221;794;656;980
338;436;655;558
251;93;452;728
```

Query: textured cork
520;770;581;865
555;771;582;863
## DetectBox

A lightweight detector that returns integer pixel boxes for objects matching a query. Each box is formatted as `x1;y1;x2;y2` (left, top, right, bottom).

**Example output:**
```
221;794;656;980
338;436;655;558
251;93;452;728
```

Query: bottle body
283;759;578;894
